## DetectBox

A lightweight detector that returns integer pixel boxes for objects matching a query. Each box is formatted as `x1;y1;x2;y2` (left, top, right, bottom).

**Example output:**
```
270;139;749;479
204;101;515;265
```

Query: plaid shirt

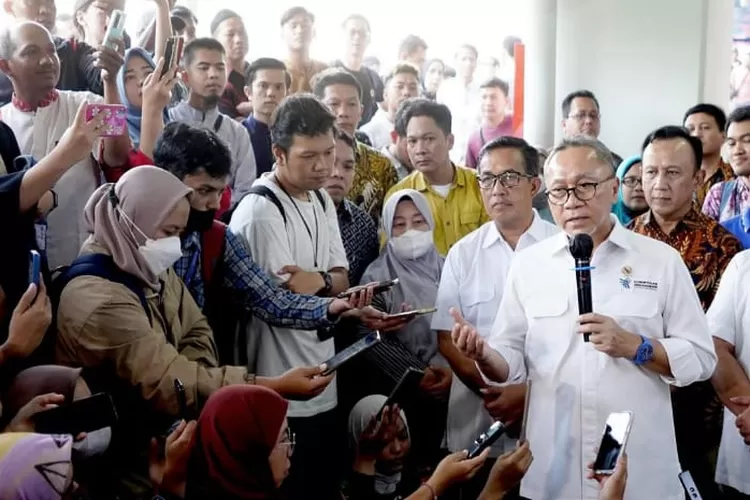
175;230;333;330
337;200;379;285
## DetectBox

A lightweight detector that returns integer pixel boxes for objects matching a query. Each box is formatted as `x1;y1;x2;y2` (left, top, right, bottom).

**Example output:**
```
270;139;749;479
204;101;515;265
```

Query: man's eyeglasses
621;177;642;188
478;171;533;190
545;176;615;205
281;429;296;457
568;112;601;122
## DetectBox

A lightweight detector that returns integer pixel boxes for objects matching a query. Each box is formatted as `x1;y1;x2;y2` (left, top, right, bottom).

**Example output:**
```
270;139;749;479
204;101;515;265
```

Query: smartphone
467;421;507;459
678;471;704;500
102;9;126;50
519;380;532;443
592;411;634;474
321;331;381;376
165;379;188;437
337;278;399;299
384;307;437;320
383;367;425;409
161;36;184;78
86;104;127;137
28;250;41;288
33;393;118;435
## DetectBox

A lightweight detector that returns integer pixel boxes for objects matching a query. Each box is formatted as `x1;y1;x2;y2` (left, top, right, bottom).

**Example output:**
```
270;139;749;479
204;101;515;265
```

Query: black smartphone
467;421;507;459
592;411;634;474
384;307;437;320
384;367;425;409
33;393;118;435
321;331;381;376
165;379;188;437
337;278;399;299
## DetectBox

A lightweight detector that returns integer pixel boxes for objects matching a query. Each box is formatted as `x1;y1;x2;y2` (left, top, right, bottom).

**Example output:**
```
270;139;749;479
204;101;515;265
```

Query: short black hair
641;125;702;171
209;9;241;36
334;126;356;152
683;103;727;132
182;37;225;66
480;77;509;96
384;62;420;85
271;94;336;153
342;14;370;32
561;90;599;117
398;35;427;59
502;36;522;58
280;6;315;26
394;98;452;137
725;105;750;132
477;136;539;177
246;58;291;89
171;5;197;24
311;67;363;101
154;122;232;180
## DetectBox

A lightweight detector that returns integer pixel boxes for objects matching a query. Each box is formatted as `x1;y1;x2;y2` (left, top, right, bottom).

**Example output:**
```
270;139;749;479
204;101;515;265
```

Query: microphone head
569;233;594;260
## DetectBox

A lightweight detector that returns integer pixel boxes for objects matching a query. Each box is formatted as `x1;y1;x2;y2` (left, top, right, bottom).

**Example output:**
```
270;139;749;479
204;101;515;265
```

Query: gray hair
544;135;615;175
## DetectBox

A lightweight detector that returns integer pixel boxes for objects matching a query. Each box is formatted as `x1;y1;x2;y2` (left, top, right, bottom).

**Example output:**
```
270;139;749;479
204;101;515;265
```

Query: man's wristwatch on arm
633;335;654;366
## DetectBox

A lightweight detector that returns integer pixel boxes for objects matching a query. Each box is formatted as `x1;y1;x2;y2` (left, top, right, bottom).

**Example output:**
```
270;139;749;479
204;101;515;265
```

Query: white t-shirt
229;174;349;418
706;250;750;495
432;213;559;456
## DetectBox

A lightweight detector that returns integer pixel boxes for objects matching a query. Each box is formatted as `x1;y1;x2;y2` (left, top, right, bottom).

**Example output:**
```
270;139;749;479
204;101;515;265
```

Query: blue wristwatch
633;335;654;366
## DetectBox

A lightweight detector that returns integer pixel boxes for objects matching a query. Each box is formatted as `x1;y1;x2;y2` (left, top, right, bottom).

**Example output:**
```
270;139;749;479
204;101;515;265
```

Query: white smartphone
678;471;704;500
592;411;633;475
102;9;126;50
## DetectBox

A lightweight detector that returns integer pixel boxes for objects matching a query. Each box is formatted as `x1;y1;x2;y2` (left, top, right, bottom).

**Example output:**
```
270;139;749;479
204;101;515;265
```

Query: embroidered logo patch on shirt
619;266;633;290
633;280;658;291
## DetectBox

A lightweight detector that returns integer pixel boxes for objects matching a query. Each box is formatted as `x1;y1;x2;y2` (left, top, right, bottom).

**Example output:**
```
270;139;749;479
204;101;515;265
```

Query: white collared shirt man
432;209;558;455
706;250;750;496
455;137;717;500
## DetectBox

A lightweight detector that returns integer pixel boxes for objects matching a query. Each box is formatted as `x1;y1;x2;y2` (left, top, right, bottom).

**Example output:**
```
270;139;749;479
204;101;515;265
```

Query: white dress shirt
432;212;558;456
487;218;717;500
437;78;481;165
359;108;393;151
706;249;750;495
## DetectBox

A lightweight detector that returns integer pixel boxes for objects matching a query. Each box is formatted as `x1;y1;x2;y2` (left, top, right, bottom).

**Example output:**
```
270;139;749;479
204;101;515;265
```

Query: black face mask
186;208;216;233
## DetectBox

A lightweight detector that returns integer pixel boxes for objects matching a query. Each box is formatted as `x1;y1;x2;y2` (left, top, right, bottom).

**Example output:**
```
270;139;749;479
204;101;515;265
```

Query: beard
202;93;221;108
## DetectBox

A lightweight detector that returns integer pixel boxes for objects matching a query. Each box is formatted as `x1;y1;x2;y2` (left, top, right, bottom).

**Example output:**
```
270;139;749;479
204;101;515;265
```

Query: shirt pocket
599;292;662;339
459;210;482;231
525;294;572;376
460;285;497;337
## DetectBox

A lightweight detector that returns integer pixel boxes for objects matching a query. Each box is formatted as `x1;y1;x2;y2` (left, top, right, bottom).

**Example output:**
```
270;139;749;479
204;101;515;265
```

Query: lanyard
183;246;201;287
275;175;319;268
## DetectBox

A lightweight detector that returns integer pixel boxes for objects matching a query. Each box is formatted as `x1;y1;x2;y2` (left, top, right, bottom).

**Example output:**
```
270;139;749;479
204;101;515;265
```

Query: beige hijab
84;166;192;290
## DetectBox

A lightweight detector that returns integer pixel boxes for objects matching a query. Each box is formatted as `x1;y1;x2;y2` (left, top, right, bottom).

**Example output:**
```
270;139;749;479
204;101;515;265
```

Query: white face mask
390;229;434;260
119;208;183;276
72;426;112;458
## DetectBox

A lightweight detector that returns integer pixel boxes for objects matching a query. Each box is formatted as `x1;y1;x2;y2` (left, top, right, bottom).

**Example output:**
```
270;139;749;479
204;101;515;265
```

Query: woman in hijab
185;385;292;499
361;189;443;365
360;190;448;471
422;59;445;101
342;395;416;500
117;48;170;149
53;166;258;497
0;433;76;499
611;155;648;225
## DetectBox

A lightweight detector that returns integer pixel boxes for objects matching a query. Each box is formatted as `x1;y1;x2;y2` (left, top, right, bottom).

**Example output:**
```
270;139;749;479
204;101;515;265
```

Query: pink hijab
84;166;192;290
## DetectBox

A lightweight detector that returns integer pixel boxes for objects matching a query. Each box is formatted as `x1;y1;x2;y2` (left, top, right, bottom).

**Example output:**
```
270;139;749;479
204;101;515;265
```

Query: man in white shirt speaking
452;136;717;500
432;136;558;498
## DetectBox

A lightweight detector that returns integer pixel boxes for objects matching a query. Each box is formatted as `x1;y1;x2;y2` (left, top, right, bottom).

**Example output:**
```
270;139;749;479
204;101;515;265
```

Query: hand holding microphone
569;234;594;342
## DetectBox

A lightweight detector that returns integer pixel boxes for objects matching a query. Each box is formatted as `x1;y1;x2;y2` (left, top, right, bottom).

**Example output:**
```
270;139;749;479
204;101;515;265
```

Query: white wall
552;0;732;157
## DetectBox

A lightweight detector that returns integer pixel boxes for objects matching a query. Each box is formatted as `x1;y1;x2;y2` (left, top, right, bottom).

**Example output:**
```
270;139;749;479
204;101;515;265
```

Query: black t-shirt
333;61;383;126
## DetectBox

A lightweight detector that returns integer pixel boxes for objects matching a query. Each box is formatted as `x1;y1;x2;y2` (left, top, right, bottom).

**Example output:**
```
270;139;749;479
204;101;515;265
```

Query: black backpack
220;185;327;224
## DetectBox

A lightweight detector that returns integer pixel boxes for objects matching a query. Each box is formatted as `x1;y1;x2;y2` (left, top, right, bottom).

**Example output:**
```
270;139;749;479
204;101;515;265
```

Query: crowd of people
0;1;748;500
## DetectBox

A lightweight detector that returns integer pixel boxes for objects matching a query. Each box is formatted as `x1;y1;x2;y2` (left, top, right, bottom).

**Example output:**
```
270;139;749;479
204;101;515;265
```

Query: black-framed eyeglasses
281;428;296;457
621;177;642;188
545;176;615;206
478;171;533;190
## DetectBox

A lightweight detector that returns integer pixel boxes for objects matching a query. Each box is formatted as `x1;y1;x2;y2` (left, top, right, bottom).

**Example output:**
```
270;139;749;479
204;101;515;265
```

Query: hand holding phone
321;331;382;376
337;278;399;299
591;411;633;475
467;421;507;459
28;250;41;289
33;393;118;435
384;307;437;320
102;10;126;50
161;36;184;78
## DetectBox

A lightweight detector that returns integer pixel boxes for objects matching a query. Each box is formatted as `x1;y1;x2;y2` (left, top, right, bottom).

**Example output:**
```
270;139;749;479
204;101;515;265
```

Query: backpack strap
719;179;737;217
58;254;153;326
313;189;327;211
200;220;226;287
247;185;287;224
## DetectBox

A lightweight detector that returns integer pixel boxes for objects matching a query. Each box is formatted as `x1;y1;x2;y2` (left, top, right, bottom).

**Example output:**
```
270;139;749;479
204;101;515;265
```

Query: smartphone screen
28;250;41;288
322;331;381;375
33;393;118;435
592;411;633;474
519;380;532;443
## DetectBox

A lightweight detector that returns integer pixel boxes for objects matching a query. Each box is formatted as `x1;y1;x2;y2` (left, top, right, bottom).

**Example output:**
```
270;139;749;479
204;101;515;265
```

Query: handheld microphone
569;233;594;342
